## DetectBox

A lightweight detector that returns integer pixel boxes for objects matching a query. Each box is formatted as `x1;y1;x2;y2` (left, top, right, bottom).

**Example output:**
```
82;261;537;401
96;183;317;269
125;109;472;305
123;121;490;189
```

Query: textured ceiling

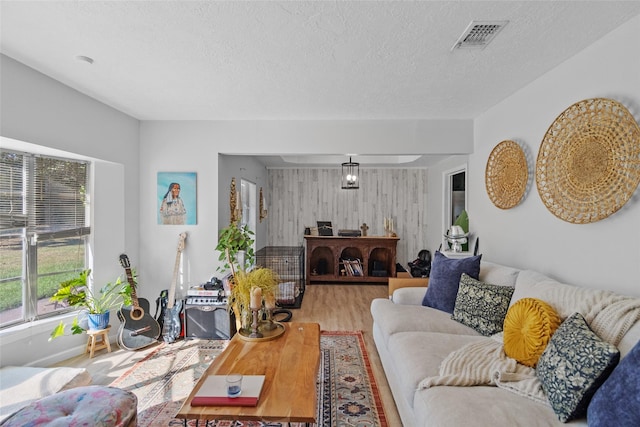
2;1;639;123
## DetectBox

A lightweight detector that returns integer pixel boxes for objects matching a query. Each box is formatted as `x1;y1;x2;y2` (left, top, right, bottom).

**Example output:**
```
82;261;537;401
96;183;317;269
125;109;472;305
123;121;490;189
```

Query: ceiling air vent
451;20;508;51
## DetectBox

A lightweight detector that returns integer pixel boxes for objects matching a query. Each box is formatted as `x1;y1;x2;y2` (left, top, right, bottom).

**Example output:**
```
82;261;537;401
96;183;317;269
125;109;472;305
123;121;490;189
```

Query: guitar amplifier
184;298;236;340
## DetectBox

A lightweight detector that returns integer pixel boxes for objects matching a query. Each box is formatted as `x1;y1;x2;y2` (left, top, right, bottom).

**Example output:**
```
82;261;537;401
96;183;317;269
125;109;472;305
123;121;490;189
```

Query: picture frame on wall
157;172;197;225
317;221;333;236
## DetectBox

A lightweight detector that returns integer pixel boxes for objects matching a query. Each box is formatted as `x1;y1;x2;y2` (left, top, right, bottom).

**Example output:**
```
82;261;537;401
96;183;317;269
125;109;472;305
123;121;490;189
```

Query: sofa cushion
478;261;520;287
414;384;566;427
503;298;561;367
587;337;640;426
537;313;619;423
421;251;482;313
451;273;514;336
370;298;479;348
512;270;589;318
387;331;487;407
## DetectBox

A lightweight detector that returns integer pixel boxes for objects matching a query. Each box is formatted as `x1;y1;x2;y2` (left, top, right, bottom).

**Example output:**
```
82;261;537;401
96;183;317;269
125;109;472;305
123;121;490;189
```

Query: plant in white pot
215;222;282;332
215;222;255;274
49;269;133;340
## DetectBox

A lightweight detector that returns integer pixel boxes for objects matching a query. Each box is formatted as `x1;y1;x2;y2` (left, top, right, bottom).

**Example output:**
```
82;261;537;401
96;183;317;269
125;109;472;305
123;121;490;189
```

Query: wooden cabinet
304;236;399;285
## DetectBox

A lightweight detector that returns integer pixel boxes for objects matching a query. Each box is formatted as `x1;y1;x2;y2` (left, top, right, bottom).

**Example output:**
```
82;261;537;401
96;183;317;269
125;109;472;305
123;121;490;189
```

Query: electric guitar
162;232;187;343
117;254;161;350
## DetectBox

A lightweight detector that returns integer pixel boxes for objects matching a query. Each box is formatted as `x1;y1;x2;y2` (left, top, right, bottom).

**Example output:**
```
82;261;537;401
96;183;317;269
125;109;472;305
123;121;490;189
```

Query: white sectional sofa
371;260;640;427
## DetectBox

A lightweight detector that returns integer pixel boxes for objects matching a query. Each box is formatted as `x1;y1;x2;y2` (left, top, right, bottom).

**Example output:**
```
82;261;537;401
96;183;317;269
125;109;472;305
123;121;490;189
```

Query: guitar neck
124;267;140;307
168;251;180;309
168;232;187;309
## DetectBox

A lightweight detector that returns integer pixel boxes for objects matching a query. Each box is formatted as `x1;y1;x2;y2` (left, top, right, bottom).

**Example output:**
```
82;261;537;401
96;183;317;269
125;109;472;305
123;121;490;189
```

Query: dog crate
255;246;305;308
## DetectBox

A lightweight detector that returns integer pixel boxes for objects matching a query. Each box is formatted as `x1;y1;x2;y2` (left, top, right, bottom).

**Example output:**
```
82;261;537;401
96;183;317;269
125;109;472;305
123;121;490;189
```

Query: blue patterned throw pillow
421;251;482;314
451;273;514;336
536;313;620;423
587;337;640;426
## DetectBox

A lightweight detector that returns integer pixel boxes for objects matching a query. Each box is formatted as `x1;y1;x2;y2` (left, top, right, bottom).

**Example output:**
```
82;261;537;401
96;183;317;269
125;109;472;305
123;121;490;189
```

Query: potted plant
215;222;255;274
229;267;279;332
49;269;132;340
215;222;279;331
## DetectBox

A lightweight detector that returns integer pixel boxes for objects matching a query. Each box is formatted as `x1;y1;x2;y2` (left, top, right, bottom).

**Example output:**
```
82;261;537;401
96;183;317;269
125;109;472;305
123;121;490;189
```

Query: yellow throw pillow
503;298;561;367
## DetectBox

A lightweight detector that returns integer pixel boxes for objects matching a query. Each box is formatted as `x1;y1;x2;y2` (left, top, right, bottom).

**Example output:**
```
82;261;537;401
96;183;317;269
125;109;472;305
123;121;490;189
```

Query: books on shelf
341;259;363;276
191;375;266;407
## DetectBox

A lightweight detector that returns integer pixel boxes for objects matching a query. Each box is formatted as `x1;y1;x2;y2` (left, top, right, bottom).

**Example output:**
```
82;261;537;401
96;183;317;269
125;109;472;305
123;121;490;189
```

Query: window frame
441;163;467;240
0;148;91;328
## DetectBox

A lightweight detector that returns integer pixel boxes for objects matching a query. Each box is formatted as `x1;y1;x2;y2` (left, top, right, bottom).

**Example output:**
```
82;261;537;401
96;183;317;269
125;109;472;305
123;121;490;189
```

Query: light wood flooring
54;284;401;426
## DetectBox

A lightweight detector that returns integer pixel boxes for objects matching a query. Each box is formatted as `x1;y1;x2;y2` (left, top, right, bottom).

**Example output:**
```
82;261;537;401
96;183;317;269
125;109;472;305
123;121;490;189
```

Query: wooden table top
176;322;321;423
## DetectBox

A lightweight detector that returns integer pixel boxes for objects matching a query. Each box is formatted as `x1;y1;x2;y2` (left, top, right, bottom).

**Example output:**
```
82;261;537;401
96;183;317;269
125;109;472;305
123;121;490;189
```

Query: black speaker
184;304;235;339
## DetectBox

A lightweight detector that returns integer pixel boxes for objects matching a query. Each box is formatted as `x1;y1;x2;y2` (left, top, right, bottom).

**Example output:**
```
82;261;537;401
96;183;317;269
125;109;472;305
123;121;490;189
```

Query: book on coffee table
191;375;266;407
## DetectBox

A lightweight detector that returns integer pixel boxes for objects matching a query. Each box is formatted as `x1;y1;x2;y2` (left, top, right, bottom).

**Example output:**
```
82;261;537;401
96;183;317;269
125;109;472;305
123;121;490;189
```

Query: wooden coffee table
176;322;321;425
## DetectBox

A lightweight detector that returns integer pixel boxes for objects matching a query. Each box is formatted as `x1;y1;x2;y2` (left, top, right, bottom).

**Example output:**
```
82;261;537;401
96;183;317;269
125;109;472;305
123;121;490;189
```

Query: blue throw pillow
536;313;620;423
588;337;640;426
421;251;482;313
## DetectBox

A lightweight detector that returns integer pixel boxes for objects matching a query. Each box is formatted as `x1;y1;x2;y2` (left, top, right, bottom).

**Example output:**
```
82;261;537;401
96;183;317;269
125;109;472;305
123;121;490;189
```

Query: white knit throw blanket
417;337;549;406
418;290;640;404
570;291;640;347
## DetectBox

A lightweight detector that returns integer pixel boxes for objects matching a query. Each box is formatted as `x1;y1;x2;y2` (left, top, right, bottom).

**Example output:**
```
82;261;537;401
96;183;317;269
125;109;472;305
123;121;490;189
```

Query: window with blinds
0;149;90;327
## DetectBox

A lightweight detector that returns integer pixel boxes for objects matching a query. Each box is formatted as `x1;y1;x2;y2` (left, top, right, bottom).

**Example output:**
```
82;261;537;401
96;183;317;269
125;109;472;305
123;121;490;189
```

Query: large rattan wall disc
536;98;640;224
485;140;528;209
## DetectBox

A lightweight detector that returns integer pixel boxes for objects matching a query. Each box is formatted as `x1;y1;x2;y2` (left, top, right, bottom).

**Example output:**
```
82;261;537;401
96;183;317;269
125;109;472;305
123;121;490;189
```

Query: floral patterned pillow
536;313;620;423
451;273;514;336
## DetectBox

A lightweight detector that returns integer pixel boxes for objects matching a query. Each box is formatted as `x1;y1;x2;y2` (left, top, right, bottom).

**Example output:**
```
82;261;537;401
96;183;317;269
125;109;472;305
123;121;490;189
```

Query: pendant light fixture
341;156;360;189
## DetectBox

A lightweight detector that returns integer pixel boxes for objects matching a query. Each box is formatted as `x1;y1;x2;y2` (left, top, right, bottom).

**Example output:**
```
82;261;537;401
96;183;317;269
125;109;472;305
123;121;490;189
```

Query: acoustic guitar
117;254;161;350
162;232;187;343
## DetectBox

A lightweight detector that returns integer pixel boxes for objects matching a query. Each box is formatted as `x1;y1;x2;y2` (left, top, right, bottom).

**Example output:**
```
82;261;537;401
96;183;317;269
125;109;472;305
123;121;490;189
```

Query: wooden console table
304;236;399;285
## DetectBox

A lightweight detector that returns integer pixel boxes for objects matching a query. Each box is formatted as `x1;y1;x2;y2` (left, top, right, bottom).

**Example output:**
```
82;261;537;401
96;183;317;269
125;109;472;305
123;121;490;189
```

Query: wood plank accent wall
266;168;429;268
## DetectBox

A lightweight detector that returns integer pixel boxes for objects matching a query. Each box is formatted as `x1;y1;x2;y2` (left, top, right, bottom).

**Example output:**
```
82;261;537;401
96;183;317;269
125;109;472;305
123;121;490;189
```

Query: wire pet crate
255;246;305;308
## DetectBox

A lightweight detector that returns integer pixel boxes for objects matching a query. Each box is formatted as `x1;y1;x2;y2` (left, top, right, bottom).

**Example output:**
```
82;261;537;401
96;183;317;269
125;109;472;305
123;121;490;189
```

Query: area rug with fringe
110;331;387;427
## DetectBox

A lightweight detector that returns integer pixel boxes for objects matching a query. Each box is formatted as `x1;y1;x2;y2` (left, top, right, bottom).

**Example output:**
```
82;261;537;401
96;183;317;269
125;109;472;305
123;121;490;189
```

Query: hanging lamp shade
341;157;360;189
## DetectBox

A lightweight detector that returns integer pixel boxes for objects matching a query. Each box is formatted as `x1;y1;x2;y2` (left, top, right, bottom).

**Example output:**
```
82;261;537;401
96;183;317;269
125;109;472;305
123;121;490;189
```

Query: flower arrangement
229;267;279;331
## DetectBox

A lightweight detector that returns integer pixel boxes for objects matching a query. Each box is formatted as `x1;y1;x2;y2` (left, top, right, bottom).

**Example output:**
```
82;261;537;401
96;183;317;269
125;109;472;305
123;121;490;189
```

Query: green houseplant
215;222;280;331
49;269;132;340
453;209;469;251
215;222;255;273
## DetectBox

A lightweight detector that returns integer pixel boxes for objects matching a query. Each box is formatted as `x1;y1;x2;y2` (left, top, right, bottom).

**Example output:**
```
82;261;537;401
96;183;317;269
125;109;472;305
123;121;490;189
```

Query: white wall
470;15;640;297
426;155;469;253
0;55;140;366
218;155;269;253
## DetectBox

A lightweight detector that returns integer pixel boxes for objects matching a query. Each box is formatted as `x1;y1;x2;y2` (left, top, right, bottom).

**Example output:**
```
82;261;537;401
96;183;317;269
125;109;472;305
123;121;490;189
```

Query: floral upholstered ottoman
0;385;137;427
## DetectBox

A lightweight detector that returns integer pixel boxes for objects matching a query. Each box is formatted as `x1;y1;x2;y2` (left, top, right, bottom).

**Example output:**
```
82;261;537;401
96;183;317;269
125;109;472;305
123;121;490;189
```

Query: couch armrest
388;277;429;298
392;287;428;305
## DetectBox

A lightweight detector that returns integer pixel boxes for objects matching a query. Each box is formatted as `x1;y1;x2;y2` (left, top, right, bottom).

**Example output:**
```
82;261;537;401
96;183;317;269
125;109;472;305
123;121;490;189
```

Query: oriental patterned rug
110;331;387;427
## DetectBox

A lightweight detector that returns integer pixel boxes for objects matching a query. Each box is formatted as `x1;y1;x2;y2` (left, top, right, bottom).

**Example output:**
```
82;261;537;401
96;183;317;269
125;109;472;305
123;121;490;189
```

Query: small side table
85;326;111;358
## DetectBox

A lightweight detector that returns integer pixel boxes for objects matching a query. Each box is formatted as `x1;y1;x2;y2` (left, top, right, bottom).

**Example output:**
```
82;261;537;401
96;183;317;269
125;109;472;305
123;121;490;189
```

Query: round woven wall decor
536;98;640;224
485;140;528;209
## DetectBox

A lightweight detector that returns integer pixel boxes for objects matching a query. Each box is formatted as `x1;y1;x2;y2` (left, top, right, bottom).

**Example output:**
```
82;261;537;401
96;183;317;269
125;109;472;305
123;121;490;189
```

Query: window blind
0;150;89;235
